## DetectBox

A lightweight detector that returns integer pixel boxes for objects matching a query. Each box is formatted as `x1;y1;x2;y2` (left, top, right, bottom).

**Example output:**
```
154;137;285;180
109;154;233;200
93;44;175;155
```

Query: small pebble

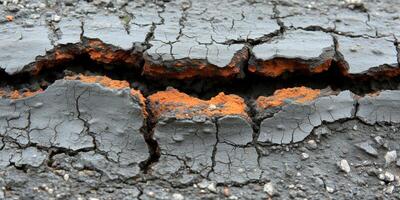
172;193;184;200
385;171;395;182
385;151;397;166
326;186;335;193
207;182;217;193
301;153;310;160
338;159;351;173
264;182;276;196
385;185;395;194
307;140;318;149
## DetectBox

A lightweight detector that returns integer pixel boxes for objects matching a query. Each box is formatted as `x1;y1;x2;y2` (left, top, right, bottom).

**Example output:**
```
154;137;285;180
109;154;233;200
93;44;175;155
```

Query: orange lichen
248;58;332;77
65;74;130;89
85;40;140;66
130;89;148;117
65;74;148;116
256;87;320;109
6;15;13;22
6;89;44;99
143;62;241;79
148;88;248;120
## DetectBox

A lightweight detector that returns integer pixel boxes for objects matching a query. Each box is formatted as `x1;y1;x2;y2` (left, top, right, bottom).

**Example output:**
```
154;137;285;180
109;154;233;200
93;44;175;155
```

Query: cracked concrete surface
1;0;400;199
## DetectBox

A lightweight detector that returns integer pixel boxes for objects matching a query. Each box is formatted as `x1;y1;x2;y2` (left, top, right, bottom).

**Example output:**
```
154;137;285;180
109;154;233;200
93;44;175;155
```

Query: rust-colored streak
1;89;44;99
65;74;147;116
143;62;240;80
148;88;248;120
65;74;130;89
256;86;320;109
143;47;248;80
85;39;140;66
249;58;332;77
6;15;14;22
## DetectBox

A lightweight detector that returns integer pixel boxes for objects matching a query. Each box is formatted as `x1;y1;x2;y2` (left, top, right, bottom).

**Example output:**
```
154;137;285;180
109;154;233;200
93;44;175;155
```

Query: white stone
264;182;276;196
172;193;184;200
338;159;351;173
385;151;397;166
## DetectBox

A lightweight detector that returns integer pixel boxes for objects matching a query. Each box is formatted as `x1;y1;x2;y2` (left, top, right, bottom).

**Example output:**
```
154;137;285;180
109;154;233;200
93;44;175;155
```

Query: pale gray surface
357;90;400;124
337;36;398;74
252;30;334;61
258;91;356;144
0;79;148;178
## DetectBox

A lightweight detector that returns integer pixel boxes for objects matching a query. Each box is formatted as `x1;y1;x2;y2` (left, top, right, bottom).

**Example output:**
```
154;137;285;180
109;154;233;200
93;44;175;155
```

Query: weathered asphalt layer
1;80;400;199
1;0;400;199
0;0;399;79
1;79;400;187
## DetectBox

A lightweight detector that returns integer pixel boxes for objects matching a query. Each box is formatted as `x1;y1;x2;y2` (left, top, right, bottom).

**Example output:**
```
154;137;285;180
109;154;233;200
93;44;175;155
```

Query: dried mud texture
357;90;400;124
255;88;357;144
148;88;251;175
0;78;148;180
249;30;336;77
1;0;400;199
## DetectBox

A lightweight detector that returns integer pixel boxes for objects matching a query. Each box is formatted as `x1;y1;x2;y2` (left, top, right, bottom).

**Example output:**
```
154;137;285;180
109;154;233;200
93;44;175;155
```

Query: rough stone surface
1;0;400;199
249;30;335;77
0;78;148;179
257;90;356;144
357;90;400;124
336;36;398;74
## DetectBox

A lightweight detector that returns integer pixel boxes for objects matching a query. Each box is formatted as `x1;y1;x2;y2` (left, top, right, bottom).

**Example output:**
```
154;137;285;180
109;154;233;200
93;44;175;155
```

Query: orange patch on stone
143;62;241;80
256;87;320;109
6;15;14;22
148;88;248;120
85;40;139;66
143;47;248;80
65;75;130;89
249;58;332;77
65;75;147;116
6;89;43;99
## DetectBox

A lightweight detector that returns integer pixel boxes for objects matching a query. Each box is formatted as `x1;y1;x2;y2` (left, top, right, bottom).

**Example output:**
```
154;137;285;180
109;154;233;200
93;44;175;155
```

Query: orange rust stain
65;74;147;116
85;40;138;65
249;58;332;77
148;88;248;120
256;87;320;109
143;62;240;80
130;89;148;117
143;47;247;80
6;89;43;99
55;50;75;61
65;75;130;89
6;15;14;22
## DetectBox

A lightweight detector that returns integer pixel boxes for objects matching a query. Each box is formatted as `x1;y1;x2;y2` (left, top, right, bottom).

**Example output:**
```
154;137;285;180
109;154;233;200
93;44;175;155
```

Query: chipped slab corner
248;30;336;77
1;75;148;180
143;45;249;80
147;87;252;174
255;87;357;144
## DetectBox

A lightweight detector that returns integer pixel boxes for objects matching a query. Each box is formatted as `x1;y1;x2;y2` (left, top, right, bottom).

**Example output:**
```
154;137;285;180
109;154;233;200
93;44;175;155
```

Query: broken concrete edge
248;46;335;77
254;87;400;144
142;46;248;80
1;77;399;126
1;35;399;82
16;37;145;76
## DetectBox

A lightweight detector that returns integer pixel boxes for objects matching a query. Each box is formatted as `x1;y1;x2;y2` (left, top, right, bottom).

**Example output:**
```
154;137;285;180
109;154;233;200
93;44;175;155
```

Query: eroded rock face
255;87;356;144
148;88;252;174
2;0;400;199
249;30;335;77
357;90;400;124
336;36;398;74
0;77;148;179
